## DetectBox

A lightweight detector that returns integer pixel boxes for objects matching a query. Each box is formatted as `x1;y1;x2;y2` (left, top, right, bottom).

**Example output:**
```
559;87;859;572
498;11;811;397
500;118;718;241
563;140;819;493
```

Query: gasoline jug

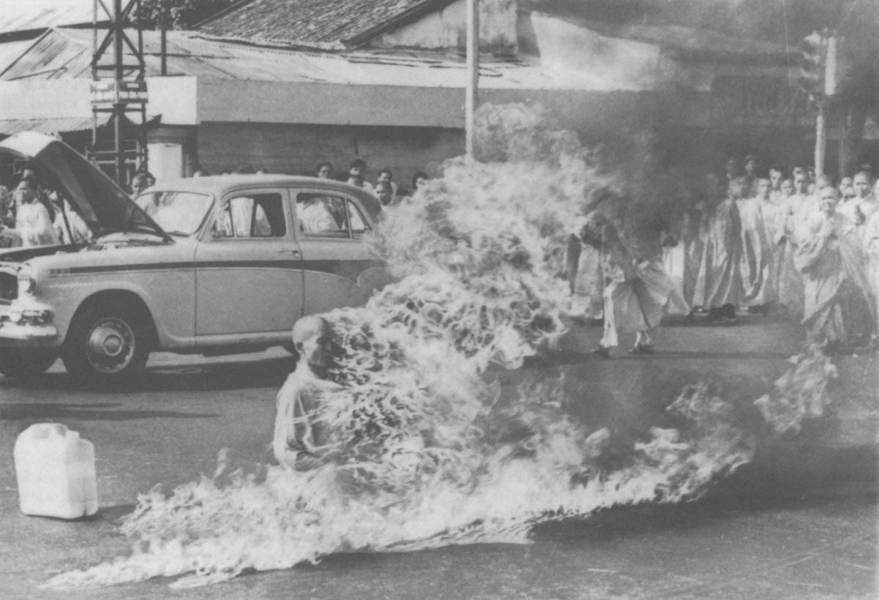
13;423;98;519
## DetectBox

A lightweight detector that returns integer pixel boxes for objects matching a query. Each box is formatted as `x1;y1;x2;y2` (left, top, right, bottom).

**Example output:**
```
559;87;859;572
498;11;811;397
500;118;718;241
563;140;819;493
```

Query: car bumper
0;302;59;346
0;321;58;342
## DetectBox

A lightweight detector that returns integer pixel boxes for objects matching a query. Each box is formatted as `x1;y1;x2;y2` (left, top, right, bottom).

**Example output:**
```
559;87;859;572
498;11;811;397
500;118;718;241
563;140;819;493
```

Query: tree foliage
134;0;235;29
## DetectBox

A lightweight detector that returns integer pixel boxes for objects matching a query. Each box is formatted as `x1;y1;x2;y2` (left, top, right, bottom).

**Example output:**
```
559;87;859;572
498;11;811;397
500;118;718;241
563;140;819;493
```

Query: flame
45;103;835;589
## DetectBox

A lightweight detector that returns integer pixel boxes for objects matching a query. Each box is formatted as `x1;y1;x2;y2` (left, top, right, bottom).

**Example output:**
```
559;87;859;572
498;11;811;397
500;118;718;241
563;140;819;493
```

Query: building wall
374;0;517;55
196;122;464;190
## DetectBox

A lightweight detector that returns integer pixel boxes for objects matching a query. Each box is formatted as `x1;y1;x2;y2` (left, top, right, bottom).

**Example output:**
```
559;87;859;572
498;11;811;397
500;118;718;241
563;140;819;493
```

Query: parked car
0;132;390;385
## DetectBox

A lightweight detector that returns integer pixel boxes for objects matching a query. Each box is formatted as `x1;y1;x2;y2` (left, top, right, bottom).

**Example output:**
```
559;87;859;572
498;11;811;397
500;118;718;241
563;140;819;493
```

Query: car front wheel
63;303;151;387
0;349;57;380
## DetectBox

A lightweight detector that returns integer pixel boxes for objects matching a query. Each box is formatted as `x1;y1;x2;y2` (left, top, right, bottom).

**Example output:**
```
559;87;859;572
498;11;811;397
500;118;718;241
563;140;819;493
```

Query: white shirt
16;201;58;247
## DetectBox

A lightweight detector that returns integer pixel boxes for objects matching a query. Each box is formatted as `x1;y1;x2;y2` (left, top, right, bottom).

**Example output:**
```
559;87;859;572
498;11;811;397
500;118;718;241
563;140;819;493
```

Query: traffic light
798;31;825;100
798;30;839;101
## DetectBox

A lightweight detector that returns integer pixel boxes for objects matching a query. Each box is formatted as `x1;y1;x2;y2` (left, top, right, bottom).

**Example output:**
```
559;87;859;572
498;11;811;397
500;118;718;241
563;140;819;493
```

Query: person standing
724;157;741;183
742;154;759;197
0;177;14;228
692;177;745;321
795;186;874;351
790;167;820;245
775;169;810;318
315;162;334;179
375;181;397;208
745;178;781;311
580;210;685;357
13;178;58;247
346;159;375;194
411;171;429;194
768;166;785;203
737;178;762;306
852;171;877;227
863;203;879;336
376;168;398;203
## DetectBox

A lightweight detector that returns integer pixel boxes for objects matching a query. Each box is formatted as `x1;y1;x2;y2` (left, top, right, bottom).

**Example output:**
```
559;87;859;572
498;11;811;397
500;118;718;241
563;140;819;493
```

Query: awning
0;116;107;137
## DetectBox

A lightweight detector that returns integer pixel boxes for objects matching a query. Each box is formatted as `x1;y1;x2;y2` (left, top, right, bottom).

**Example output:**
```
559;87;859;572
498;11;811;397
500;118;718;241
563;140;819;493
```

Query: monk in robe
775;171;810;319
795;187;874;350
737;180;762;306
273;316;342;470
741;178;781;311
692;177;744;321
580;211;686;357
862;207;879;337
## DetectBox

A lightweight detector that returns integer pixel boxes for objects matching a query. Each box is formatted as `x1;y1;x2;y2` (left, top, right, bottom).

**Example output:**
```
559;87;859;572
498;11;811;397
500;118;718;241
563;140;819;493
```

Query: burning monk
794;186;874;351
273;316;343;470
579;210;687;357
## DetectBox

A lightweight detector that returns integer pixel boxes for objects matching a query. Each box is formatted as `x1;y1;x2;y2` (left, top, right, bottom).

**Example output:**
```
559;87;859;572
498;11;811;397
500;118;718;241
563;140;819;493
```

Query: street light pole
465;0;479;159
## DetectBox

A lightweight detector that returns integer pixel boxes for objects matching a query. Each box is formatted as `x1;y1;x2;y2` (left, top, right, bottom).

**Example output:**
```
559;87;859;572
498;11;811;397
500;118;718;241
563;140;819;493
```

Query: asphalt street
0;316;875;599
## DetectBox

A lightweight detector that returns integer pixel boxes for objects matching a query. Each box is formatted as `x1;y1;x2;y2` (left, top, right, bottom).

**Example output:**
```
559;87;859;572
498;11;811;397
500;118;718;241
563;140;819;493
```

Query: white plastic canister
13;423;98;519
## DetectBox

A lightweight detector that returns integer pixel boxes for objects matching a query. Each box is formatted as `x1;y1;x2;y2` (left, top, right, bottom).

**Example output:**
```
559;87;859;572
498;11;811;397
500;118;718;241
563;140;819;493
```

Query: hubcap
85;318;135;374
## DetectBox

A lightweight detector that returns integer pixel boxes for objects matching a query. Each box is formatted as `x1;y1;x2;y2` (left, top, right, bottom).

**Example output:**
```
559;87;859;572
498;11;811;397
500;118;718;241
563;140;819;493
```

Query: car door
292;188;387;315
194;188;303;339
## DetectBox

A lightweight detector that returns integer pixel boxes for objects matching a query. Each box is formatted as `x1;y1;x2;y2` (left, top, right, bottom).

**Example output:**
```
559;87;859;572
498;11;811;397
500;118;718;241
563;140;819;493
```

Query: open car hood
0;131;168;240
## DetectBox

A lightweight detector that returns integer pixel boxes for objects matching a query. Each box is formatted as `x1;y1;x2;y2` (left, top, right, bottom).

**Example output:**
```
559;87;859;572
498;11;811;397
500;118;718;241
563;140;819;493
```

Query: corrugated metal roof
0;27;654;92
0;0;97;35
0;39;34;73
0;116;100;136
198;0;456;49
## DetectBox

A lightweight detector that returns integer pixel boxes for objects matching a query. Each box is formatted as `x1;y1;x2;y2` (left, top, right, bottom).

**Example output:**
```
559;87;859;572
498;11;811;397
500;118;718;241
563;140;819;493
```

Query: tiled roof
198;0;457;49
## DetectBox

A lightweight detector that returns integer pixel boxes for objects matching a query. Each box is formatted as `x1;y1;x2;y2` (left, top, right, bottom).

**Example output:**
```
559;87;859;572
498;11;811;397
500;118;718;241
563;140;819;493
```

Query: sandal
593;346;611;359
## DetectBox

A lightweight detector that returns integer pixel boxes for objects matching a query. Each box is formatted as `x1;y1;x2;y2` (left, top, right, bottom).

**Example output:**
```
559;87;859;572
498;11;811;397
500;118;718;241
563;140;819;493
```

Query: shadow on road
0;402;219;420
526;349;794;368
0;356;293;394
143;356;292;392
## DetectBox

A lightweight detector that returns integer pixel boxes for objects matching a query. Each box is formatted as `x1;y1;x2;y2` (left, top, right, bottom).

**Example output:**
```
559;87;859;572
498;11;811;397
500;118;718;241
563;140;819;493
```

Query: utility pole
815;100;827;179
801;30;838;179
465;0;479;159
90;0;148;189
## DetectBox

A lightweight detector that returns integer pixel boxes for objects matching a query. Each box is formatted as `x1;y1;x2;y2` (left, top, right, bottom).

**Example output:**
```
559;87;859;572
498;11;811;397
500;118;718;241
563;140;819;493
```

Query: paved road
0;317;875;599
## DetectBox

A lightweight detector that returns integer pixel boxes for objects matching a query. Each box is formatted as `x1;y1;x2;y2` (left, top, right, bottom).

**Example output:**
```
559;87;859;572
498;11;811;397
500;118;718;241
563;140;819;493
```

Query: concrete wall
196;121;464;190
0;76;197;124
197;79;465;128
374;0;517;55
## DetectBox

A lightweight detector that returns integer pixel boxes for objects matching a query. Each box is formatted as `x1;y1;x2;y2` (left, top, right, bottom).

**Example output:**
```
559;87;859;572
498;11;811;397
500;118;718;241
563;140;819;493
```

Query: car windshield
135;191;213;236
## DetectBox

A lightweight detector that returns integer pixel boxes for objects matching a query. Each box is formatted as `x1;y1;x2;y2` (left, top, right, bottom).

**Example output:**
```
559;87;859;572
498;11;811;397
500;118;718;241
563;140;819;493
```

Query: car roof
145;174;383;221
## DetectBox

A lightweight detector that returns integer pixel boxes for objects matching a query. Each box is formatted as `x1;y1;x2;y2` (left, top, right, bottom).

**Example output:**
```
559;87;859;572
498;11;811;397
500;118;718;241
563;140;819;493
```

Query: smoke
45;103;838;589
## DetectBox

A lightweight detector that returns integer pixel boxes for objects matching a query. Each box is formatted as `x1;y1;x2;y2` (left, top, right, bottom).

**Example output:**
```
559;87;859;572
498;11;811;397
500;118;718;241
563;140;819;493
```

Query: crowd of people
571;155;879;357
0;157;431;249
187;158;431;209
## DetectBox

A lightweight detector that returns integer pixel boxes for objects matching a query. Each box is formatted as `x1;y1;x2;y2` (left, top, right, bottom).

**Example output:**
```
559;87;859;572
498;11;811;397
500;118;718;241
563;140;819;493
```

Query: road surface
0;316;875;599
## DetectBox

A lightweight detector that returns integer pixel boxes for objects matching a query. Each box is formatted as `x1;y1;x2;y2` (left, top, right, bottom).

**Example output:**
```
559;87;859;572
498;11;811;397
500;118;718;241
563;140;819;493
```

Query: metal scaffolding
90;0;148;191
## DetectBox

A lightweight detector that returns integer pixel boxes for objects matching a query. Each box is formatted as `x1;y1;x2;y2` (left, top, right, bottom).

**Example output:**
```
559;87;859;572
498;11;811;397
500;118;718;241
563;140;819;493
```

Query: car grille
0;272;16;303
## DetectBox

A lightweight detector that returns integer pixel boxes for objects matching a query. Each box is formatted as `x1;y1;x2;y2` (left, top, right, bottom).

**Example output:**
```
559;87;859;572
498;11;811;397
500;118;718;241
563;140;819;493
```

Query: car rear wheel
0;350;57;380
63;303;151;387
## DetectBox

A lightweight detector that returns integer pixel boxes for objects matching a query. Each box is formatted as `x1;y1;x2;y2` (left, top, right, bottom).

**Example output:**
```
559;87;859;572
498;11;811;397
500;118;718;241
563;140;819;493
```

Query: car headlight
17;265;37;295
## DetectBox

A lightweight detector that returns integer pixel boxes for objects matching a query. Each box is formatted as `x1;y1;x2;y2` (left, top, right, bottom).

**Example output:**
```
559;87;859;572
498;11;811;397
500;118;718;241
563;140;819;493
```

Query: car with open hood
0;132;389;385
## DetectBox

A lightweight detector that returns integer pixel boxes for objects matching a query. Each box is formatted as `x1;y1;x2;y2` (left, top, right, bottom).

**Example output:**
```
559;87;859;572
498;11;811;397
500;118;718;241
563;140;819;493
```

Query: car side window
296;193;348;237
347;200;370;236
214;193;286;239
